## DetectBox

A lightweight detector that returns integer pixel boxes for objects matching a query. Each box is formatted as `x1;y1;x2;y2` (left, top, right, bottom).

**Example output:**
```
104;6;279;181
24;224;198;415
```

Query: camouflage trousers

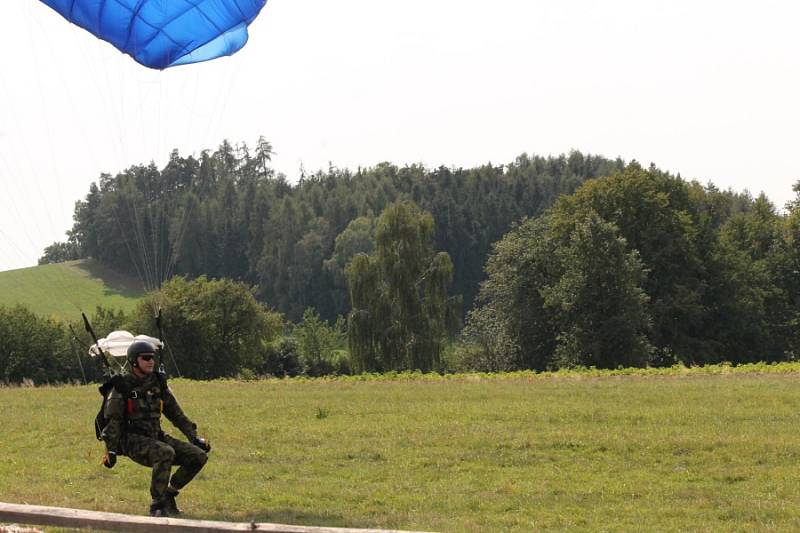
124;432;208;503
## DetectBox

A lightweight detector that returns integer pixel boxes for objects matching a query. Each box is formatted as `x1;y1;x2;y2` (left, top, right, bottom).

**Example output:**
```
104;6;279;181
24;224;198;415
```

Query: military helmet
127;340;157;368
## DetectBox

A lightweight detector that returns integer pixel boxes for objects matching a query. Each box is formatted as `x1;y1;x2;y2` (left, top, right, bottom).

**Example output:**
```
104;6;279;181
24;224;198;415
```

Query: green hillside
0;259;144;320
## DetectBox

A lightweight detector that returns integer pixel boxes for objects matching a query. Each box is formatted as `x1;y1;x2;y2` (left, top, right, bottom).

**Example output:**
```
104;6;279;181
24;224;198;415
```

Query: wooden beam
0;502;433;533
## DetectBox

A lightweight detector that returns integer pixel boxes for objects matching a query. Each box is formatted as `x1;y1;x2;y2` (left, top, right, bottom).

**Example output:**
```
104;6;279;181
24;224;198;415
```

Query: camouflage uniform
101;372;208;505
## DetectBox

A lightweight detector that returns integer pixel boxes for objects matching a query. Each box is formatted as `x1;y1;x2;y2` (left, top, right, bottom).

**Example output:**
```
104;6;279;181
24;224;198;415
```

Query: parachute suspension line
20;3;59;238
157;64;216;291
162;66;206;287
67;325;88;385
0;46;59;262
143;159;160;291
35;3;119;183
154;192;166;290
152;75;175;298
126;68;180;305
201;59;243;145
186;68;202;157
70;22;130;176
63;11;162;302
158;71;164;169
95;37;132;162
144;170;163;294
117;59;152;295
130;72;172;300
0;152;43;267
157;193;176;290
0;229;35;270
37;2;154;311
108;193;154;295
163;194;195;286
151;72;164;294
160;331;183;378
23;0;268;308
128;191;159;293
157;60;245;293
159;70;179;289
23;3;99;314
150;170;170;312
158;59;245;287
0;7;77;313
26;2;68;234
90;53;160;297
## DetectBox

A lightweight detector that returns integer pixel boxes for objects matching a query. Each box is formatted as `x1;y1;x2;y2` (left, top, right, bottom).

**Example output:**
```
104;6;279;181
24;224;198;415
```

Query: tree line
16;140;796;383
462;164;799;370
41;140;623;321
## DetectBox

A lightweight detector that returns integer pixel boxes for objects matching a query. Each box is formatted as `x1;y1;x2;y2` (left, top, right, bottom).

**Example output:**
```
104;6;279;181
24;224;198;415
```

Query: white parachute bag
88;330;163;373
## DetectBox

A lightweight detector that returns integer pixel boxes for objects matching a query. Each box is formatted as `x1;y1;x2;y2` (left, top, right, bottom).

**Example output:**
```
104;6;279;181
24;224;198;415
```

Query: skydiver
100;340;211;517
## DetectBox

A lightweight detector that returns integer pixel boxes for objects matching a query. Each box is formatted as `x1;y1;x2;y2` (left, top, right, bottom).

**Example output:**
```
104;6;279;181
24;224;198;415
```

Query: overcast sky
1;0;798;271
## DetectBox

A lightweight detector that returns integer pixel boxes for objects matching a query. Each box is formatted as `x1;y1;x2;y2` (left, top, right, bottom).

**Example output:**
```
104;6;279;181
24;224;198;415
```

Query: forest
43;140;623;319
5;140;797;383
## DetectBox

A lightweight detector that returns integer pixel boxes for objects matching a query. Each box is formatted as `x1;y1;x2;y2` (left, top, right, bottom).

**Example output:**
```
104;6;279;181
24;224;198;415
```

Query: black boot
149;501;166;517
163;488;182;516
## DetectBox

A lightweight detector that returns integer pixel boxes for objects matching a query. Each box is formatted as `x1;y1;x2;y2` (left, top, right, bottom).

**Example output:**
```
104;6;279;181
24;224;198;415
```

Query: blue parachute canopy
39;0;268;69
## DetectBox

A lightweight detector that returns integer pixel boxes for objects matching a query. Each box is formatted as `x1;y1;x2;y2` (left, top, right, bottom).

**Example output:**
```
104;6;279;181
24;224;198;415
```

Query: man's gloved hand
192;436;211;453
102;451;117;469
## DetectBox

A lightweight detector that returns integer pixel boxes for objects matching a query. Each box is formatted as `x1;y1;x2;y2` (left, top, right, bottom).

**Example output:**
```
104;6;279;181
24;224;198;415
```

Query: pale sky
1;0;798;271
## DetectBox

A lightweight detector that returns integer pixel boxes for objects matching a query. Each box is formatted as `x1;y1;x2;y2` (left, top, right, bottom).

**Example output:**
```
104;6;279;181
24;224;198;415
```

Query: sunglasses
138;354;155;361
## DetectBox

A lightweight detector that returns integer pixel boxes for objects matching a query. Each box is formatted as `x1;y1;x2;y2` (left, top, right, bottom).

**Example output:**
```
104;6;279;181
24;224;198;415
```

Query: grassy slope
2;371;800;532
0;259;143;319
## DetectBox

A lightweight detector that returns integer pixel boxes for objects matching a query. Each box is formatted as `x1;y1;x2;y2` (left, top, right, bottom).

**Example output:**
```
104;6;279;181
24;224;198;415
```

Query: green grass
0;259;143;319
3;370;800;532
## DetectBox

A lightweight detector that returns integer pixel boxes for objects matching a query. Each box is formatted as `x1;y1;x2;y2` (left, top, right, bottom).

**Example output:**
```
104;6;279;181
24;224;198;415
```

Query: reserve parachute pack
94;375;128;441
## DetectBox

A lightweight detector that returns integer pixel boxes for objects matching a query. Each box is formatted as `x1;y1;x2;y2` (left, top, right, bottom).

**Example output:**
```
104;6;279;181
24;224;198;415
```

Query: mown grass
3;367;800;532
0;259;143;320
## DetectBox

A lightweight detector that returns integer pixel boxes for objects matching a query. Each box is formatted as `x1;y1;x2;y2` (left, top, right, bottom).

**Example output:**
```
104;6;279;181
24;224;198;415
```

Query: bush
261;338;304;377
129;276;283;379
457;306;517;372
237;368;258;381
0;305;71;384
294;309;348;376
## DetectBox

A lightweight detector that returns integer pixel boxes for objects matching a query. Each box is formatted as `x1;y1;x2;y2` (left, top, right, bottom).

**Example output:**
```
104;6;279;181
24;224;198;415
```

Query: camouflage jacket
101;372;197;453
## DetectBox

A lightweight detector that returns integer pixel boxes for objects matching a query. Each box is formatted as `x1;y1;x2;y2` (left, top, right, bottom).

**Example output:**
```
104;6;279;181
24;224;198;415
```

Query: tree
54;142;619;322
0;305;70;384
783;207;800;357
467;216;560;371
324;216;376;317
254;136;274;179
549;163;706;361
38;240;80;264
458;304;518;372
129;276;283;379
711;195;784;361
347;202;460;372
786;180;800;212
767;186;800;358
467;211;652;371
293;308;346;376
542;213;652;368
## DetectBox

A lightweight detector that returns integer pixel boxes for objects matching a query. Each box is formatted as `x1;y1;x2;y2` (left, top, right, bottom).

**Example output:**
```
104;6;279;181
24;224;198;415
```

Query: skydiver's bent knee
151;443;175;464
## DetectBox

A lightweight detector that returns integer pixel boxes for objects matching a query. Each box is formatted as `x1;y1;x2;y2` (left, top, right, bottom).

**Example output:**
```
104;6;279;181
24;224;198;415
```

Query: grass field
0;259;143;319
3;369;800;532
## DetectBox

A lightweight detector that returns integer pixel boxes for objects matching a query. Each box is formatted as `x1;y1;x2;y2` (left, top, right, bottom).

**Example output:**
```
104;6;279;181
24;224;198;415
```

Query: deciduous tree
347;202;459;372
